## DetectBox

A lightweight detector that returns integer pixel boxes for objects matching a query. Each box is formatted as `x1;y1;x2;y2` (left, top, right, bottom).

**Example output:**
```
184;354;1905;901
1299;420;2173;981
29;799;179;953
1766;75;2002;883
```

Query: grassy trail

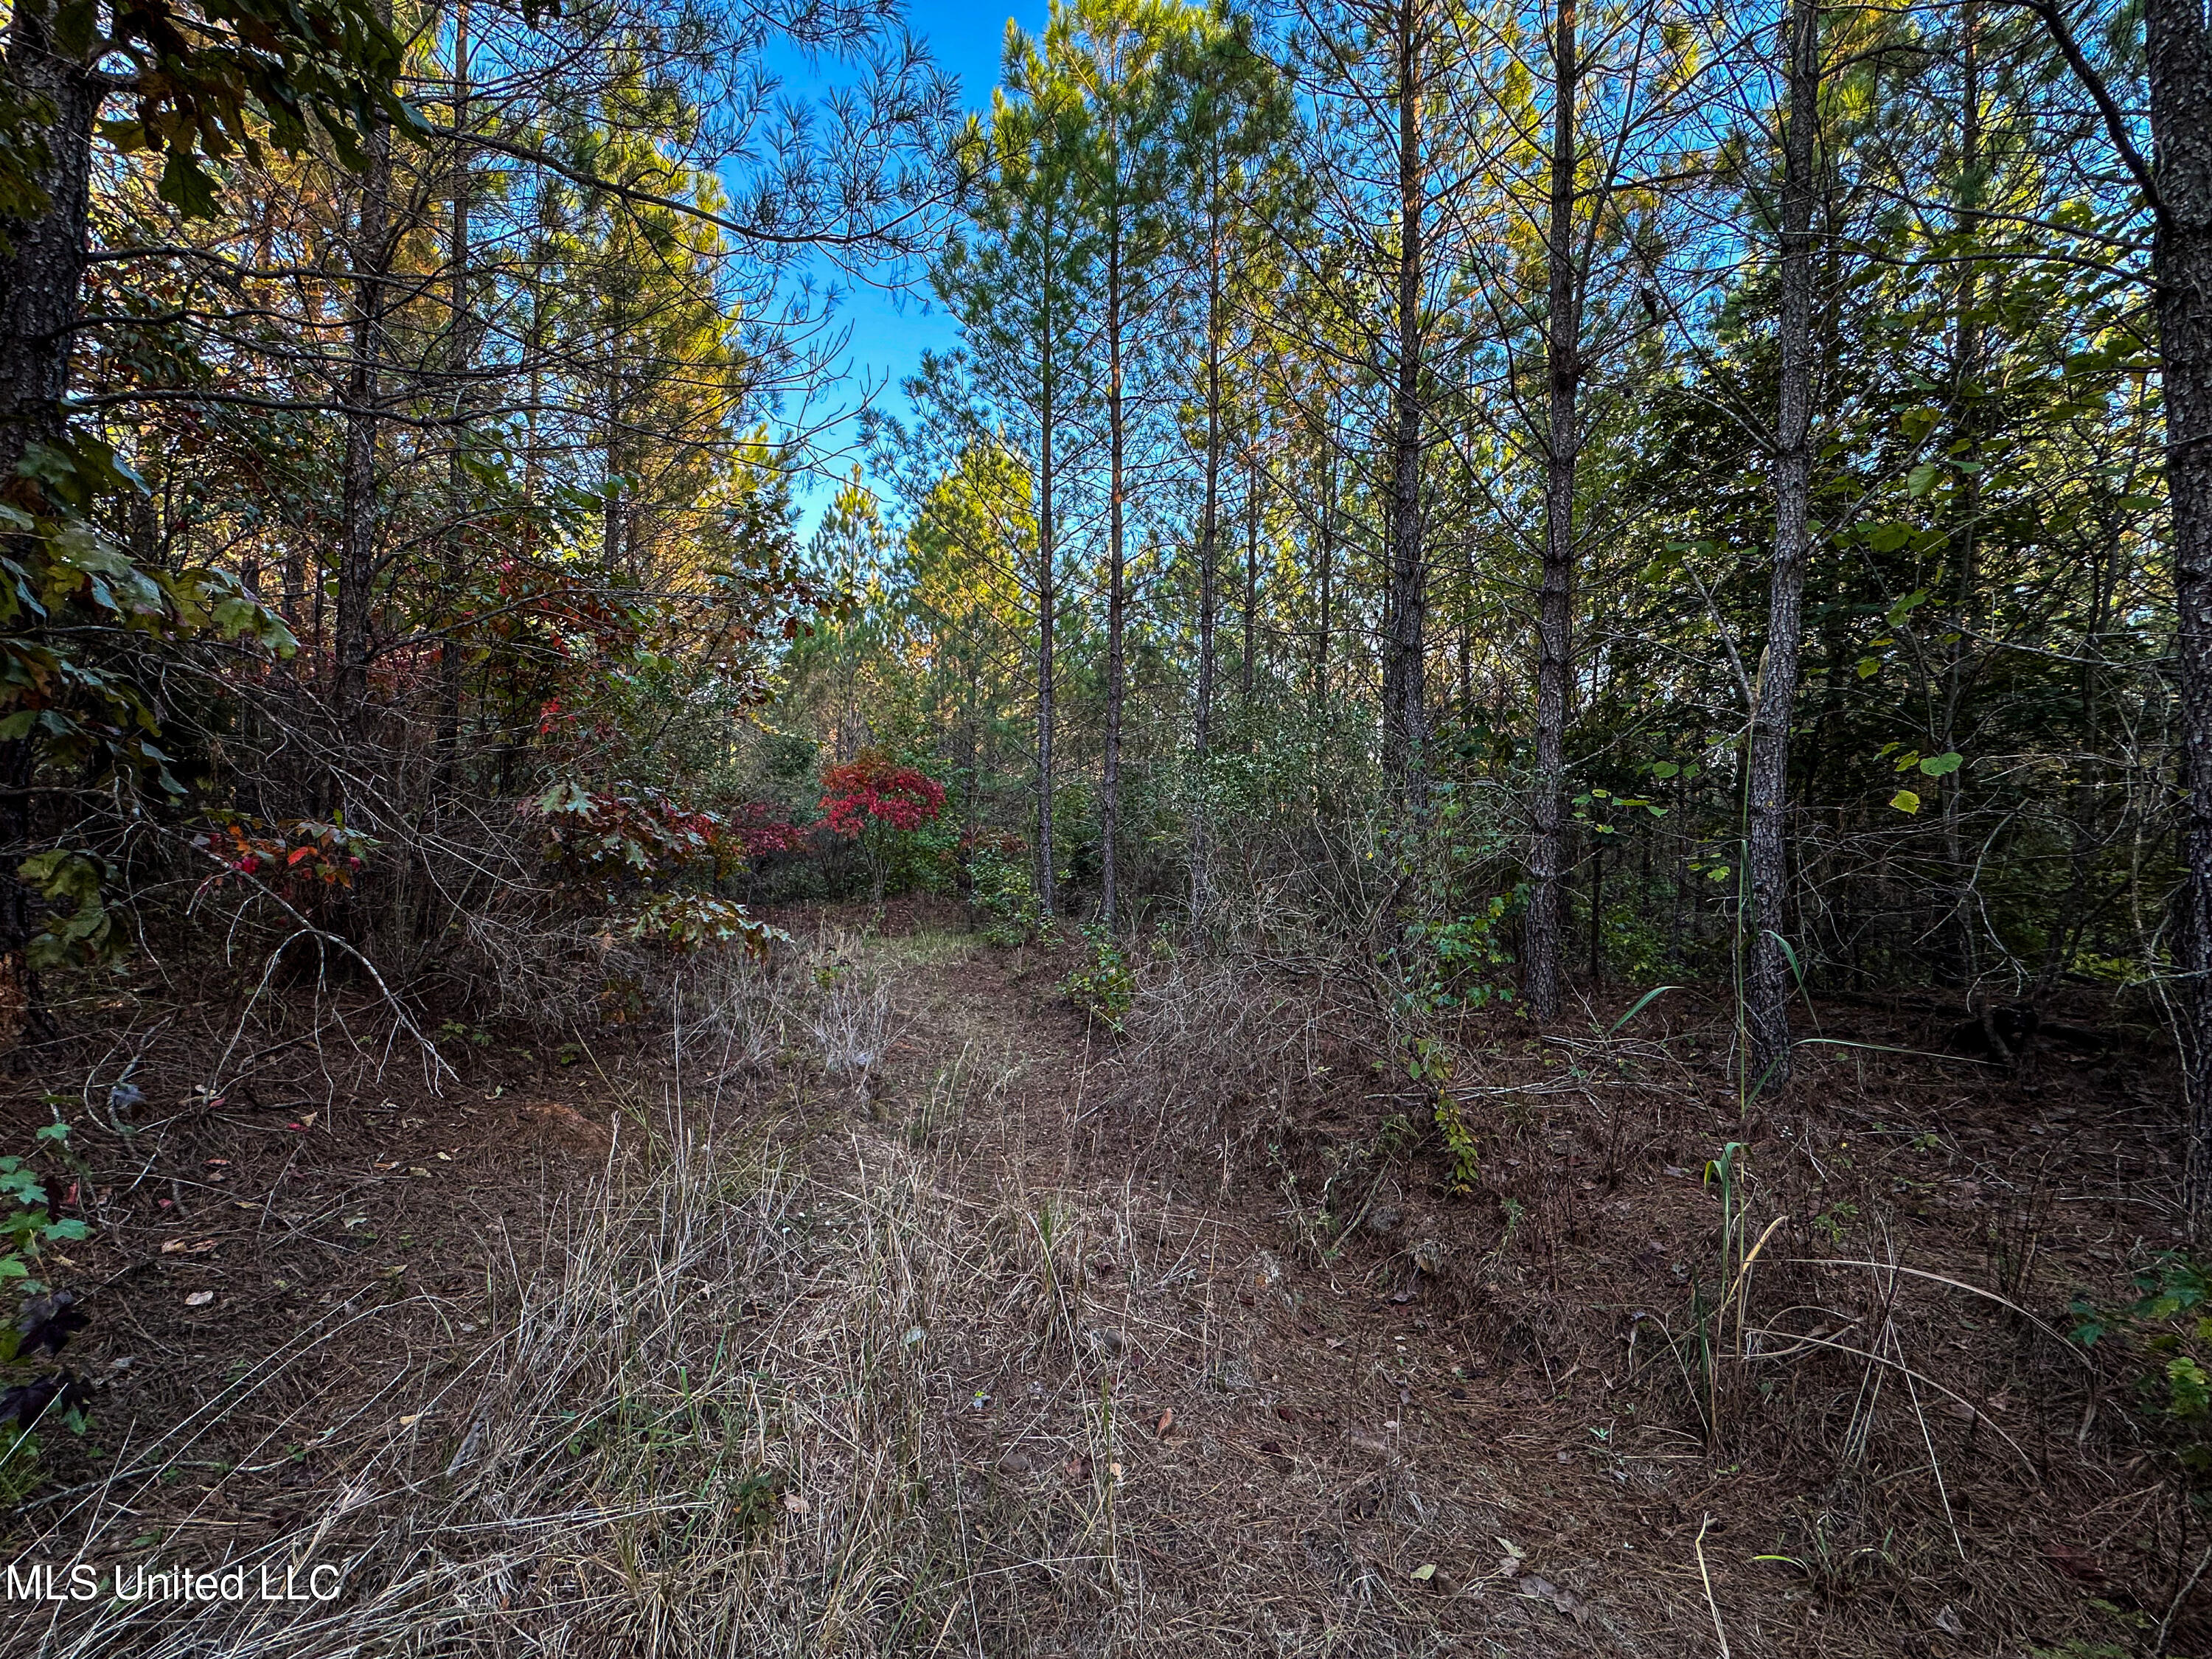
1;910;2169;1656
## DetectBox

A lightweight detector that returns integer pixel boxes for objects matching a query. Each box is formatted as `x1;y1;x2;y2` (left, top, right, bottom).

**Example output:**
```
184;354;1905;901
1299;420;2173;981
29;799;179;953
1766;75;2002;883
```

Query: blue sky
785;0;1047;531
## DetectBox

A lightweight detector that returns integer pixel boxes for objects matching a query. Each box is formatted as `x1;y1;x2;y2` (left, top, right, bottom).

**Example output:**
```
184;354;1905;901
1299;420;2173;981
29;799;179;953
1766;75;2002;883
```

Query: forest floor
0;899;2195;1658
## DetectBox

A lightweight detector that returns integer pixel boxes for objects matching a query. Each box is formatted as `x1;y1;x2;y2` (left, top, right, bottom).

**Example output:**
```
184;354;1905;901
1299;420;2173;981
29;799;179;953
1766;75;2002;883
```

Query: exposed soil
0;902;2193;1657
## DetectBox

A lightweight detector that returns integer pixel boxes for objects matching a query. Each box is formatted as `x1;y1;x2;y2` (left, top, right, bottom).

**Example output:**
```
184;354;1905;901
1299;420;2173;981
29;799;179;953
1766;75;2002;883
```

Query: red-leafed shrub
190;818;374;902
817;752;946;902
520;783;795;953
527;783;723;882
729;801;810;860
818;754;947;838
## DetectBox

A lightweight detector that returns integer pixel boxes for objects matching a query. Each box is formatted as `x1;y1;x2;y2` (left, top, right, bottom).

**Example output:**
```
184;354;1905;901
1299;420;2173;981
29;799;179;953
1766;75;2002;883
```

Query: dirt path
1;908;2175;1656
836;927;1722;1658
827;915;2176;1658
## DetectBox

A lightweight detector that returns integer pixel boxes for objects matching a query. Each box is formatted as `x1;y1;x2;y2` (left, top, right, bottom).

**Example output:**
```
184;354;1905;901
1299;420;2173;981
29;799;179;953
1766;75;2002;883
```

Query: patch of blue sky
748;0;1047;538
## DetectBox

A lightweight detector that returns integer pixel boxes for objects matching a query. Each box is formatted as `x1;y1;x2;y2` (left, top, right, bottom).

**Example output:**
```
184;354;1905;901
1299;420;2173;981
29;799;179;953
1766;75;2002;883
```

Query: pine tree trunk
1314;434;1336;717
1940;0;1982;990
1035;243;1059;921
1526;0;1579;1020
1745;0;1820;1096
1380;0;1428;813
0;0;96;1014
2143;0;2212;1222
1242;448;1259;706
336;31;394;736
438;2;473;779
1102;218;1125;931
1192;202;1223;936
0;0;93;486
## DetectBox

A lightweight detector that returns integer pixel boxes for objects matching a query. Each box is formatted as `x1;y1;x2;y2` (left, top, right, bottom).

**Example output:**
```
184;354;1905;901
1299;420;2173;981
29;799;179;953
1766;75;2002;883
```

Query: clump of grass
687;931;891;1088
15;1115;998;1655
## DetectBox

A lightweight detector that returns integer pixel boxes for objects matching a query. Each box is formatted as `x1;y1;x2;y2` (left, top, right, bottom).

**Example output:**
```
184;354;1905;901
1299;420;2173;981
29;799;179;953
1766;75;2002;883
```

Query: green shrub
1062;925;1135;1030
2073;1253;2212;1478
1;1120;95;1500
1399;891;1520;1012
972;847;1043;947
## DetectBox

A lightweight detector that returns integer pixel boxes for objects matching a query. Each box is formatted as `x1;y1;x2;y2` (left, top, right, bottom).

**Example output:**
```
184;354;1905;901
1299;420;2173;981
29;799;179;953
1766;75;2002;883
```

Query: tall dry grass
13;942;1171;1658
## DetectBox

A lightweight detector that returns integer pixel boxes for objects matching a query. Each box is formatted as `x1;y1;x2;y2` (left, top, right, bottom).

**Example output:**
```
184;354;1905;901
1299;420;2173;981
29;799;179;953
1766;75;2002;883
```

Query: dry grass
3;919;2195;1657
6;936;1518;1656
21;1096;990;1652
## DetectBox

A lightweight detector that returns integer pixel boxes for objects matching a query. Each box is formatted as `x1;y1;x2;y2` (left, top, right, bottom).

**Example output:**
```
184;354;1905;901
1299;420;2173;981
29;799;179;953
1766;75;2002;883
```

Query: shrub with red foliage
817;753;947;903
818;754;946;838
520;783;801;953
192;818;372;901
729;801;810;859
528;785;721;880
527;785;810;880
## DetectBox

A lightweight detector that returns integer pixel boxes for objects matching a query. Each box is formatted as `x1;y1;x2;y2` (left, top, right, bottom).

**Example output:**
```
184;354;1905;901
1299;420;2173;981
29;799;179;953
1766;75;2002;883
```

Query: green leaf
1890;789;1921;815
157;152;223;220
1855;657;1879;679
1766;929;1806;988
97;119;149;154
535;779;595;815
1919;751;1963;777
1608;985;1679;1034
2169;1356;2211;1419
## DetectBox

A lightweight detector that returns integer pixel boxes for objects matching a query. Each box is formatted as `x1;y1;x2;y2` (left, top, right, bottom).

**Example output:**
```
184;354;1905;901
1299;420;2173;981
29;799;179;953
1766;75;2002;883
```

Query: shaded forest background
0;0;2195;1105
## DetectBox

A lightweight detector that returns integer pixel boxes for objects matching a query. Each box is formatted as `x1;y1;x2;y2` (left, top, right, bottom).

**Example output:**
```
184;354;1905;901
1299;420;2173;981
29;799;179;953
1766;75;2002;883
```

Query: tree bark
1315;430;1335;717
1192;181;1225;935
2142;0;2212;1220
1035;218;1060;920
1745;0;1821;1096
1940;0;1983;990
0;1;96;1018
335;18;394;735
1526;0;1579;1020
1102;201;1126;931
0;0;94;488
2020;0;2211;1212
1380;0;1428;814
438;1;473;778
1242;446;1260;706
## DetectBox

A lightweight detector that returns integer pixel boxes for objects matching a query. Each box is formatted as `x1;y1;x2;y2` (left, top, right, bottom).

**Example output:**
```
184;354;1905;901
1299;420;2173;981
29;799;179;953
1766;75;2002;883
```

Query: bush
1;1119;94;1500
1062;925;1135;1030
971;846;1043;947
818;751;949;904
2074;1253;2212;1480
